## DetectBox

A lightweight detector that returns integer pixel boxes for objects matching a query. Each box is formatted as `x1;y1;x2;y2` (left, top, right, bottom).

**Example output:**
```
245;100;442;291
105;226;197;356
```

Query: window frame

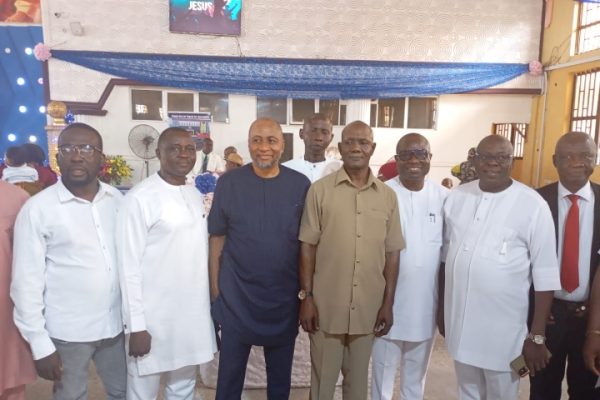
370;97;437;130
492;123;527;160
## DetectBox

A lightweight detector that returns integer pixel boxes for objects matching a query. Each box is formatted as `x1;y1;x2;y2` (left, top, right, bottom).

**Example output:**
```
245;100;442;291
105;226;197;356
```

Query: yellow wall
522;0;600;187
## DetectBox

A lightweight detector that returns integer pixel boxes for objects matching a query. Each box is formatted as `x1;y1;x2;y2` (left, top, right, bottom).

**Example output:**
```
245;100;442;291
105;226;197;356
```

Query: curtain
53;50;529;99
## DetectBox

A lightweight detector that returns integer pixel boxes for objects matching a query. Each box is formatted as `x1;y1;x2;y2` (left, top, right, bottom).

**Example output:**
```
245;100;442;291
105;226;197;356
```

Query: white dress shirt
11;180;123;360
442;180;561;371
191;151;225;176
283;156;342;183
555;181;593;302
384;178;448;341
117;173;216;375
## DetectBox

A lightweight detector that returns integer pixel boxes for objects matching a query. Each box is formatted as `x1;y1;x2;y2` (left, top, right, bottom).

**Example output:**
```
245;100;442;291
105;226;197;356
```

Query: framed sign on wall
169;0;241;36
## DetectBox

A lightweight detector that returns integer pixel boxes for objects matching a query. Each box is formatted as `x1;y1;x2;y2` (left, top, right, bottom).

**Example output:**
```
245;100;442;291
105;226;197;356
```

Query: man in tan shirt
299;120;404;400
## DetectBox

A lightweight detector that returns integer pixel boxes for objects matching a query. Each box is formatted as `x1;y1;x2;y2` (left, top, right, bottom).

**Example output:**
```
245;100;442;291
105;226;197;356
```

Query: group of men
1;112;600;400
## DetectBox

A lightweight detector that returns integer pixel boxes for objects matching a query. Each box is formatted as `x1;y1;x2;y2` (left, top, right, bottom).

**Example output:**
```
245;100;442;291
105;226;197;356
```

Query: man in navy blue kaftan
208;118;310;399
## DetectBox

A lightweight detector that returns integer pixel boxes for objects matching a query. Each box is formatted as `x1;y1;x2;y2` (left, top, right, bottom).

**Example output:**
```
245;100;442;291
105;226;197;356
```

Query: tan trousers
309;330;375;400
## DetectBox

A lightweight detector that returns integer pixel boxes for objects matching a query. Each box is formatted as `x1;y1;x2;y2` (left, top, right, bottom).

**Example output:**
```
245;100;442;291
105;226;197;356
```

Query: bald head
553;131;597;192
555;131;596;155
474;135;514;193
341;121;373;141
248;118;284;171
157;127;191;149
249;118;283;139
476;134;513;155
396;133;430;154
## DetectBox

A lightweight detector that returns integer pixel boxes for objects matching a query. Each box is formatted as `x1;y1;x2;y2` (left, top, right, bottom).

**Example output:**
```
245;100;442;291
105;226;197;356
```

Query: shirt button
355;260;360;264
357;234;361;238
353;283;358;287
351;306;356;310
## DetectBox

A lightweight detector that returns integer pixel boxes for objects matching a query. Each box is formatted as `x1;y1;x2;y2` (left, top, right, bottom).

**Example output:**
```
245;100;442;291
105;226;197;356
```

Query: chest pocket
425;212;443;246
480;227;520;264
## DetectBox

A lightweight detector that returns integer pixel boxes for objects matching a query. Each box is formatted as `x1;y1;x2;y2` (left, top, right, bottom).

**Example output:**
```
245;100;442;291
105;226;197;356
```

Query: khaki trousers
309;330;374;400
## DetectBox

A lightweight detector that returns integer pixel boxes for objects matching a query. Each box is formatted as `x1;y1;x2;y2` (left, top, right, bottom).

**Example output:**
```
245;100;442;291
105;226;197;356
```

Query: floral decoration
195;173;218;216
528;60;543;76
98;155;133;186
33;43;52;62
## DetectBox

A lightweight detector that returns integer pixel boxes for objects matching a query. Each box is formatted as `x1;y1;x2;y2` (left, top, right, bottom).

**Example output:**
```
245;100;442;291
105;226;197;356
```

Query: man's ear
299;128;305;140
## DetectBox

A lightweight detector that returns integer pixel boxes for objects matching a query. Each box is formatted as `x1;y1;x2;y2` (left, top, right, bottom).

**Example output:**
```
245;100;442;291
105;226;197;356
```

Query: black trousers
215;327;296;400
529;300;600;400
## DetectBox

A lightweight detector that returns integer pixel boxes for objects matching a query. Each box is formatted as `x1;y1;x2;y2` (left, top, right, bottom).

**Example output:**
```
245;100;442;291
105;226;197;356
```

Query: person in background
583;267;600;379
0;181;36;400
299;121;404;400
441;177;454;189
21;143;58;189
529;131;600;399
371;134;448;400
224;146;237;159
209;118;310;399
1;146;38;184
224;152;243;172
450;147;478;184
440;135;560;399
283;113;342;182
117;127;217;400
192;137;225;176
11;123;126;400
377;157;398;182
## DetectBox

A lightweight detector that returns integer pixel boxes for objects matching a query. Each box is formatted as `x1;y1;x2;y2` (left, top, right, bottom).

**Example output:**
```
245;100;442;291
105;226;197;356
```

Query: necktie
561;194;579;292
201;154;209;173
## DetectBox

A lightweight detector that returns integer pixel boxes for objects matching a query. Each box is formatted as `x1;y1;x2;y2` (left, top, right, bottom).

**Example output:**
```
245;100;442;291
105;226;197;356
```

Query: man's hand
129;331;152;357
374;303;393;337
584;334;600;375
522;340;550;377
35;351;63;381
299;298;319;334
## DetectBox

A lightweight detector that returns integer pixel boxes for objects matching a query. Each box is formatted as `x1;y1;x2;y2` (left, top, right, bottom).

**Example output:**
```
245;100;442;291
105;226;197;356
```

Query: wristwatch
526;333;546;345
298;289;313;300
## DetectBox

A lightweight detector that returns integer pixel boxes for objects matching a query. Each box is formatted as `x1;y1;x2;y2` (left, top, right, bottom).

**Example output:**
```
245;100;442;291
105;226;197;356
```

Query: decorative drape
52;50;528;99
575;0;600;3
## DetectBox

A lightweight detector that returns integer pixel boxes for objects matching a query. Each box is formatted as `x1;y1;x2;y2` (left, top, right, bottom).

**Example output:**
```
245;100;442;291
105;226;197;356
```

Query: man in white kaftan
371;134;448;400
118;128;217;400
283;113;341;182
441;135;560;400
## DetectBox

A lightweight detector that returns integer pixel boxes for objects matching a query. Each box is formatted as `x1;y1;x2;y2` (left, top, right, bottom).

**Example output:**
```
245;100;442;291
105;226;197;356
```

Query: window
291;99;347;125
370;97;436;129
131;90;163;120
291;99;315;124
570;69;600;158
575;2;600;55
167;93;194;112
493;123;527;159
257;97;287;124
198;93;229;123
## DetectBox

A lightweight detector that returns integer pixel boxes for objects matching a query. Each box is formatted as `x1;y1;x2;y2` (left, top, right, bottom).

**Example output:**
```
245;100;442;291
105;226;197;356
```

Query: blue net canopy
52;50;529;99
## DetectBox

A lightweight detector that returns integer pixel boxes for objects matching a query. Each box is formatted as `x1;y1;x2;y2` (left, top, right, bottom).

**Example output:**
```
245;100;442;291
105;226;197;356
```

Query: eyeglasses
396;149;430;161
58;144;102;158
167;145;196;156
475;153;513;164
555;153;596;163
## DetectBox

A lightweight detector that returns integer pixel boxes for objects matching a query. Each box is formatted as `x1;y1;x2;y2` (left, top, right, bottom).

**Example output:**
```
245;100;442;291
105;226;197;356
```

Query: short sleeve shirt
299;168;405;335
208;164;310;345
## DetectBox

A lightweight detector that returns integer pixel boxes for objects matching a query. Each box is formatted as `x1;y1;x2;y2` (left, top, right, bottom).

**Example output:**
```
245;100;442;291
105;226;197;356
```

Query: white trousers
126;364;197;400
454;361;519;400
371;337;434;400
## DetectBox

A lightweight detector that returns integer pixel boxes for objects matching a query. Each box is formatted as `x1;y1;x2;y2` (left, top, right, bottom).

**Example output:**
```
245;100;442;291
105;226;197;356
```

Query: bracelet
586;330;600;337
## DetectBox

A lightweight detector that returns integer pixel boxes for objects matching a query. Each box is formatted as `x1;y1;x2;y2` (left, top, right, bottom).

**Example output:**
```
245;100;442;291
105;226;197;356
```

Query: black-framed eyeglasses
58;144;102;158
475;153;513;164
396;149;430;161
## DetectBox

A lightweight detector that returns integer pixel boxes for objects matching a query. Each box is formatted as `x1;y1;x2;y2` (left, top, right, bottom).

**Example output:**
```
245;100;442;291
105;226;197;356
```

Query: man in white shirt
440;135;561;399
191;137;225;176
11;123;126;400
283;113;342;182
371;133;448;400
118;127;217;400
530;132;600;399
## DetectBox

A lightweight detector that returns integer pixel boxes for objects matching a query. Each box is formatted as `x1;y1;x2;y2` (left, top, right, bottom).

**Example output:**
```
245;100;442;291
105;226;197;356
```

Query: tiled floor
26;334;559;399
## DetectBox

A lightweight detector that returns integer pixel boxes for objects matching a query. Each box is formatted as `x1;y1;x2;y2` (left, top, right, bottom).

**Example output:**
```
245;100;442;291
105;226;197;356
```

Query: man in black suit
530;131;600;400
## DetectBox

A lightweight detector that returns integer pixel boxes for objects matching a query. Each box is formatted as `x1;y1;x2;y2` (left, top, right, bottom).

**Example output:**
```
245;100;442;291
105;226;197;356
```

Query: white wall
77;86;533;186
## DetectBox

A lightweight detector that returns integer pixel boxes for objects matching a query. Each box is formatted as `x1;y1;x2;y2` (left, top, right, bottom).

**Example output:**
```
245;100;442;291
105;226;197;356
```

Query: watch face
533;335;544;344
298;290;306;300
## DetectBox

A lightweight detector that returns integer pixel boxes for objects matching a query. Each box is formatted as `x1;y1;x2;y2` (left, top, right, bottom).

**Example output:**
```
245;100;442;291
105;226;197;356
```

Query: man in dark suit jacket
530;131;600;400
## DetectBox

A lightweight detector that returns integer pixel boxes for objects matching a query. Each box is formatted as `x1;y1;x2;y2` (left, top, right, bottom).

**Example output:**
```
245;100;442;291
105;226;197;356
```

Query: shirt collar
334;167;379;191
56;179;113;204
558;180;592;203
